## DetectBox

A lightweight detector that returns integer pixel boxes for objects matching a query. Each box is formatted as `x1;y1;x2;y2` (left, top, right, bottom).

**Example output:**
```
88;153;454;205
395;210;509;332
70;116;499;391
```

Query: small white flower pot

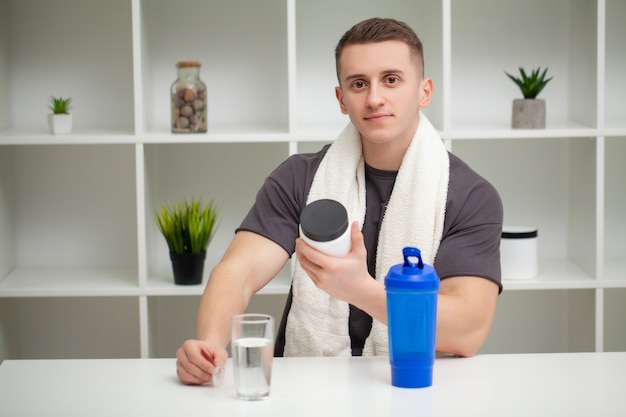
48;114;73;134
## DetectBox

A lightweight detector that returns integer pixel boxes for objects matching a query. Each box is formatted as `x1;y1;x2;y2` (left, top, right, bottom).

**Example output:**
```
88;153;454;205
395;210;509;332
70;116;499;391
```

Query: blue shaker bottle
385;246;439;388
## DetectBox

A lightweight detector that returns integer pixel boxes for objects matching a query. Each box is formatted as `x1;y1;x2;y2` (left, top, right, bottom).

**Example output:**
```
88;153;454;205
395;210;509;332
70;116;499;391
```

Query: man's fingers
177;359;209;385
176;343;212;385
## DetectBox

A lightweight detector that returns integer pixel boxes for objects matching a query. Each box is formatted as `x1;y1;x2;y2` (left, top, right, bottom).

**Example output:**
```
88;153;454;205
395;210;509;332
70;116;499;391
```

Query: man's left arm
337;271;500;357
435;276;499;357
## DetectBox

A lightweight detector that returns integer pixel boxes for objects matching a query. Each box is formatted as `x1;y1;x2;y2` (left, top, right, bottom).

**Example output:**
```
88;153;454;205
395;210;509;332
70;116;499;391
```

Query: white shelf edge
604;127;626;137
503;279;626;291
441;127;600;140
4;126;622;147
0;267;140;298
139;272;292;297
140;132;293;144
0;130;293;145
502;259;613;291
0;130;138;145
3;260;625;297
0;267;292;298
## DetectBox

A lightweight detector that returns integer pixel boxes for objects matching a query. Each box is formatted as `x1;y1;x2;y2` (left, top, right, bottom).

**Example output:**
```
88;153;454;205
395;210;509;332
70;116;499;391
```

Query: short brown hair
335;17;424;82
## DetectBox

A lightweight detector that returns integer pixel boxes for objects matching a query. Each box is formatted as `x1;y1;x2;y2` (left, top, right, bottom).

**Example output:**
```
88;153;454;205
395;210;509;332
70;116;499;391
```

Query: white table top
1;352;625;417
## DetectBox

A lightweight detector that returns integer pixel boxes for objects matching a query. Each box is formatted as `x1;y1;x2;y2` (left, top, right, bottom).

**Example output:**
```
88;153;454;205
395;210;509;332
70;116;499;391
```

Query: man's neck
361;142;406;170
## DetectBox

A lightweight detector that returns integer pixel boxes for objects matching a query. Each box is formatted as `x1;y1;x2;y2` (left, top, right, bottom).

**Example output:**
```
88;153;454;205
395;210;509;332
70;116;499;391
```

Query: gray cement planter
511;98;546;129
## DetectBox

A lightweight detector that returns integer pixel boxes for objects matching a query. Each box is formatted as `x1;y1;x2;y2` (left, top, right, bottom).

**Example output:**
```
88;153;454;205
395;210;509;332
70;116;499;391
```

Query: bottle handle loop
402;246;424;270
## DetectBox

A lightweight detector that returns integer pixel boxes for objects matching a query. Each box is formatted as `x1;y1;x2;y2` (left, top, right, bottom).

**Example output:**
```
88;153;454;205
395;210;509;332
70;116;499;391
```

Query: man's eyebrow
343;73;366;83
342;69;405;84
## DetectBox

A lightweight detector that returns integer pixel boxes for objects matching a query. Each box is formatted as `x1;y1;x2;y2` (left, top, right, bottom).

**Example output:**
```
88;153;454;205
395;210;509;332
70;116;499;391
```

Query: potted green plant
154;198;220;285
47;96;73;134
505;67;552;129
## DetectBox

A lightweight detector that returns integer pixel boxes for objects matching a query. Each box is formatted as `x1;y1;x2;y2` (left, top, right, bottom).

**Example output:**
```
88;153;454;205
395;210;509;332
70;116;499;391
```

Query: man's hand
295;221;386;322
176;339;228;386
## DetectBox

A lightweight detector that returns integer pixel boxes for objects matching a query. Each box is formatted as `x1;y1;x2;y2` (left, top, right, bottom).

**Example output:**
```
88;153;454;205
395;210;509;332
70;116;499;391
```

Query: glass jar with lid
171;61;207;133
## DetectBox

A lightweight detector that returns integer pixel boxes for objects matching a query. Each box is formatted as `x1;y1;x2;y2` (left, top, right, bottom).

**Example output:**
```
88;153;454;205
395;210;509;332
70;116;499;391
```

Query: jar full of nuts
171;61;207;133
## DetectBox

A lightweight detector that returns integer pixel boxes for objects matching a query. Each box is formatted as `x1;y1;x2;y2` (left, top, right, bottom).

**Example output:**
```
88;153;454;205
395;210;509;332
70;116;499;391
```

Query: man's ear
335;86;349;115
419;78;434;108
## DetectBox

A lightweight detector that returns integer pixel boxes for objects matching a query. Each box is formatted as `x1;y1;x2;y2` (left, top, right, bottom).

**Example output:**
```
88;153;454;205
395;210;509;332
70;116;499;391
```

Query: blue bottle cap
385;247;440;290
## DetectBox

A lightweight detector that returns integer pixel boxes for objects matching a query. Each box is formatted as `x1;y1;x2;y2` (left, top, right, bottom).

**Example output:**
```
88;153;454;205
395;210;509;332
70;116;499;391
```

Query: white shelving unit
1;0;624;360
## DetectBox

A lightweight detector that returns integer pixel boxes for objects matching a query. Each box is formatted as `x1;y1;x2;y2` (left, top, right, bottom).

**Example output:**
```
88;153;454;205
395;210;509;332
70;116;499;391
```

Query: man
176;17;502;385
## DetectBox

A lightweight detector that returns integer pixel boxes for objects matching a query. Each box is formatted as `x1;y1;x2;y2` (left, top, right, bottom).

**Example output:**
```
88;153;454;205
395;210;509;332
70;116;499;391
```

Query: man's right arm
176;231;290;385
197;230;289;344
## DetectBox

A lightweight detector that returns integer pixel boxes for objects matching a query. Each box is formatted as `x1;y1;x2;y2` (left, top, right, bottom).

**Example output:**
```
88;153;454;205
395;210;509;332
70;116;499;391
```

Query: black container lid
300;199;349;242
501;226;538;239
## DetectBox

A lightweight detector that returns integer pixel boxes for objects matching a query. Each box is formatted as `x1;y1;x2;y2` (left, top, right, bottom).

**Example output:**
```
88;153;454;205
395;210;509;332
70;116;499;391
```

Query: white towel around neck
283;113;449;357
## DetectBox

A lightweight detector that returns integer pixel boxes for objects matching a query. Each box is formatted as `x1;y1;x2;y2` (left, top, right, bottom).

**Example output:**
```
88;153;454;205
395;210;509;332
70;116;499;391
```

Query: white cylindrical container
500;226;538;280
299;199;351;257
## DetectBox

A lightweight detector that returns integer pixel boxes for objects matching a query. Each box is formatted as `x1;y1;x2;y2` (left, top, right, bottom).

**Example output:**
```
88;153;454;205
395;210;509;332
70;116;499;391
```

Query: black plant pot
169;251;206;285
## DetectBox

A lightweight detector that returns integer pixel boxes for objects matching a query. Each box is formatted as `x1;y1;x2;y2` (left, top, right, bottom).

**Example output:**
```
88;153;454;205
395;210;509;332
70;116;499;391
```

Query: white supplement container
500;226;538;280
299;199;351;257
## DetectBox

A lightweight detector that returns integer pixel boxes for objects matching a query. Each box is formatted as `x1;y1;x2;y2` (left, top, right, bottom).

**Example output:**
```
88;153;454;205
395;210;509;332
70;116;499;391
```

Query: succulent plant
505;67;553;99
48;96;72;114
154;198;220;254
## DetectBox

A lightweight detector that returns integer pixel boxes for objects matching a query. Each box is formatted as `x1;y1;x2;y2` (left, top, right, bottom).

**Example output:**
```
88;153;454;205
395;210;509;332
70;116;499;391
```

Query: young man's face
335;40;432;148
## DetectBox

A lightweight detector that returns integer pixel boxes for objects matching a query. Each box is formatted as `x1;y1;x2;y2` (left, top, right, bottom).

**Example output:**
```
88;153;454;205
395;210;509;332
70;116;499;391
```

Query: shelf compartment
451;137;597;279
604;137;626;282
0;297;140;359
0;146;15;282
143;142;290;287
450;0;598;130
0;1;8;133
146;292;288;357
604;288;626;351
605;0;626;129
147;295;199;358
604;259;626;286
294;0;444;133
138;0;288;134
0;144;138;280
2;0;135;135
481;289;596;354
294;140;333;156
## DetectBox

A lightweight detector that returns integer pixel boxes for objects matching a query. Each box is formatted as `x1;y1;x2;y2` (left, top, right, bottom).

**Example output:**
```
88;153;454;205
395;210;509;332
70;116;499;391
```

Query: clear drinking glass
230;314;274;400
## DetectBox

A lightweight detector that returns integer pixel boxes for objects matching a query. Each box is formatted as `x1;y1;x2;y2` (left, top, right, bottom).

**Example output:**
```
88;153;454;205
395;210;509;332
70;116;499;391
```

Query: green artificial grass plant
155;198;220;254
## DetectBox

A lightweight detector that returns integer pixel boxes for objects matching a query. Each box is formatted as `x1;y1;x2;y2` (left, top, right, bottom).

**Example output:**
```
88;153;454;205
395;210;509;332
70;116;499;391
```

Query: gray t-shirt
237;144;503;356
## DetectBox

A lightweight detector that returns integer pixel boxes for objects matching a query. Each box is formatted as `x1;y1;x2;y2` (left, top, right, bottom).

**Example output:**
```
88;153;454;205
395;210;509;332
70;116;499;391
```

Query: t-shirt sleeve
434;154;504;293
236;148;327;255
